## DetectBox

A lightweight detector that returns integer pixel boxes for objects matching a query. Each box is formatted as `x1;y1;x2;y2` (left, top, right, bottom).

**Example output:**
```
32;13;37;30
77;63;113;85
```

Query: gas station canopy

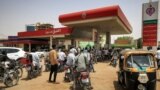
59;5;132;35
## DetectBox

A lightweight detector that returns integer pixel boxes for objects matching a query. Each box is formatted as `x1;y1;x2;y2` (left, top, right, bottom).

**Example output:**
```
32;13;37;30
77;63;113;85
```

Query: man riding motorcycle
73;49;93;90
29;52;41;69
64;50;76;82
26;50;42;79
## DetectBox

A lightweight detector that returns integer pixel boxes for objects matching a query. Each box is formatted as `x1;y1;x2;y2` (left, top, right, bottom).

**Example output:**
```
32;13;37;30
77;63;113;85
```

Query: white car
0;47;26;60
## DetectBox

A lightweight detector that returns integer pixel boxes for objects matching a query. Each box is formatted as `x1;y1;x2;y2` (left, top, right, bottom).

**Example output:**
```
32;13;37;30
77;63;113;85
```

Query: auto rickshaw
118;50;157;90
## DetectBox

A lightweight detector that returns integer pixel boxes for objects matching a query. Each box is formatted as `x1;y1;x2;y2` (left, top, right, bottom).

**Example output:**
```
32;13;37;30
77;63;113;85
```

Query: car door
6;48;19;60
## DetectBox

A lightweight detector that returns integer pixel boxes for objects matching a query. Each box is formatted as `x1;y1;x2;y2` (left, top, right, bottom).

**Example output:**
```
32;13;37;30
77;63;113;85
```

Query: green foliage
137;38;142;49
117;36;133;40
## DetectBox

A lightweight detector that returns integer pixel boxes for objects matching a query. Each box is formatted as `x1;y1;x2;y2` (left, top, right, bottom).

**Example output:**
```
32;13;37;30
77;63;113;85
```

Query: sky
0;0;158;42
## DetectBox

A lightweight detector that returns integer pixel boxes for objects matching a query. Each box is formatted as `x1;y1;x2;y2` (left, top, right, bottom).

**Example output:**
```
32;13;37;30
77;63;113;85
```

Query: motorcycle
44;60;51;72
109;59;117;67
73;70;92;90
64;65;73;82
16;58;26;78
0;61;19;87
25;53;42;79
10;60;23;78
0;54;23;78
58;61;64;72
25;62;42;79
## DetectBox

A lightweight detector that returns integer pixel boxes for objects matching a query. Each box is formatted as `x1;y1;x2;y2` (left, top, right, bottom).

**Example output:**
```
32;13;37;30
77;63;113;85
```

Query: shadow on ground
0;86;5;90
0;85;13;90
113;81;125;90
69;84;85;90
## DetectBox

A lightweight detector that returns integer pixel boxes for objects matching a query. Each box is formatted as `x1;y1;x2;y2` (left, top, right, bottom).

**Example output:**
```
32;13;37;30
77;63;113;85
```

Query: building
0;5;132;52
113;36;135;48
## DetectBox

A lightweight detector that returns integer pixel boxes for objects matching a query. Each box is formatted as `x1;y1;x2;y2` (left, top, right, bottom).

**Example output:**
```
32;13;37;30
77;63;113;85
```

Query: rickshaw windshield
126;54;155;68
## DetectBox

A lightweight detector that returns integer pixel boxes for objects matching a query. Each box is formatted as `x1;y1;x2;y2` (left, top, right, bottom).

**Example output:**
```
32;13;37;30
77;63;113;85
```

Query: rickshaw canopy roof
120;50;155;58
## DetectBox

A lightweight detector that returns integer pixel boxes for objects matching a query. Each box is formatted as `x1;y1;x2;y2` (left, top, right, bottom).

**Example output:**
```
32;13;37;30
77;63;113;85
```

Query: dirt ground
0;61;160;90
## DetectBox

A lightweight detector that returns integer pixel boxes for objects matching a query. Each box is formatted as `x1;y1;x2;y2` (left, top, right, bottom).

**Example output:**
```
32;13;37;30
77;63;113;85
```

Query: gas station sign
142;1;158;46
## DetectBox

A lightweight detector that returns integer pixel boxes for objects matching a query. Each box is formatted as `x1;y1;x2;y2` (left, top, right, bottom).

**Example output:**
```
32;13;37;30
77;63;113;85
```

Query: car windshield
127;54;154;68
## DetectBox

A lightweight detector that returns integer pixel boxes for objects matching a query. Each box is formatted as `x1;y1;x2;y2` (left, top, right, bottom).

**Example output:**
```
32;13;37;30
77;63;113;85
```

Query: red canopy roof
59;5;132;32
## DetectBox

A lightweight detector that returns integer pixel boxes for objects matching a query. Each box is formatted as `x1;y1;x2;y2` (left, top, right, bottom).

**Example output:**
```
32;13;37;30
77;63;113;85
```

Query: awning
59;5;132;35
18;27;72;38
0;40;48;44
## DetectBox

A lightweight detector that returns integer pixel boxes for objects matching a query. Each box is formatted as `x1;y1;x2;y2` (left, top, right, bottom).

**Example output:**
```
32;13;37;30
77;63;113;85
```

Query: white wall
64;40;71;49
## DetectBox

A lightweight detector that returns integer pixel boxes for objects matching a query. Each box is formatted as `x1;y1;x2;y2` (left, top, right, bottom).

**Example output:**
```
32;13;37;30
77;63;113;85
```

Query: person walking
48;45;59;84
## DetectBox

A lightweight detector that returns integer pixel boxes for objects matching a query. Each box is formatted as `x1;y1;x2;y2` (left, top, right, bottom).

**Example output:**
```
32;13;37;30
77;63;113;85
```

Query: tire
83;86;89;90
38;66;42;76
27;71;33;79
73;80;76;90
16;68;23;78
4;72;19;87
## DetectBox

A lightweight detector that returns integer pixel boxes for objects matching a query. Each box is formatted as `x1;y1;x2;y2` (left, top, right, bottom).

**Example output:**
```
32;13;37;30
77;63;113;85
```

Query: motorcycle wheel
27;71;33;79
73;79;77;90
16;68;23;78
83;86;90;90
4;72;19;87
45;65;48;71
64;74;72;82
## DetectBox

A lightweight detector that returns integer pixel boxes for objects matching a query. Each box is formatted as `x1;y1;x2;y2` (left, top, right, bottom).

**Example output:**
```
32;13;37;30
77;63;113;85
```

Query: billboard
142;1;158;46
26;25;35;32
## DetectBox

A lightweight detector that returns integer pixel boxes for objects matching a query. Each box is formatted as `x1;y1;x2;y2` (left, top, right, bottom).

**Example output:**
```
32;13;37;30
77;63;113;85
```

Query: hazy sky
0;0;157;40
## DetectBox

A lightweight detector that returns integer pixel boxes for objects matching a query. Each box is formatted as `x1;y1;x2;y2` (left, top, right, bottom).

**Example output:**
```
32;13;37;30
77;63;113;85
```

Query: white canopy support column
28;43;31;52
105;32;111;48
49;36;53;49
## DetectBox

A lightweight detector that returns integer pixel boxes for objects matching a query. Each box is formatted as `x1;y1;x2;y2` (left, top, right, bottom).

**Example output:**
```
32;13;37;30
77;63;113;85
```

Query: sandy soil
0;61;160;90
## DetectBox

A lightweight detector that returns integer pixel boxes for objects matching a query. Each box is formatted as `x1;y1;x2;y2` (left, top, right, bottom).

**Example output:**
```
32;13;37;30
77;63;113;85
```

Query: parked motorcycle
73;70;92;90
25;62;42;79
10;60;23;78
0;61;19;87
64;65;73;82
25;54;42;79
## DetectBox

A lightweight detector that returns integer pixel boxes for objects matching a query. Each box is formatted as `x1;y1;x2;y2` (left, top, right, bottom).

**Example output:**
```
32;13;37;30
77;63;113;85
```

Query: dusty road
0;62;160;90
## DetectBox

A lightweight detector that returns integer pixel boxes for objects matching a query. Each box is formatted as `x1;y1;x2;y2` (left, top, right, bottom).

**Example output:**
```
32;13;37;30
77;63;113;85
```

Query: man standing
48;45;59;84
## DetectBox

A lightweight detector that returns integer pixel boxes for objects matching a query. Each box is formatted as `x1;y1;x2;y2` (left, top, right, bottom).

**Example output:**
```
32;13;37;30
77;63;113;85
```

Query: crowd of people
1;44;160;89
46;44;123;85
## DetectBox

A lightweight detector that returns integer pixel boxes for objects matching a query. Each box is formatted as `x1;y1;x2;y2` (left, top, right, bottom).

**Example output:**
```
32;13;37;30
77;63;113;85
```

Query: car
0;47;26;60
